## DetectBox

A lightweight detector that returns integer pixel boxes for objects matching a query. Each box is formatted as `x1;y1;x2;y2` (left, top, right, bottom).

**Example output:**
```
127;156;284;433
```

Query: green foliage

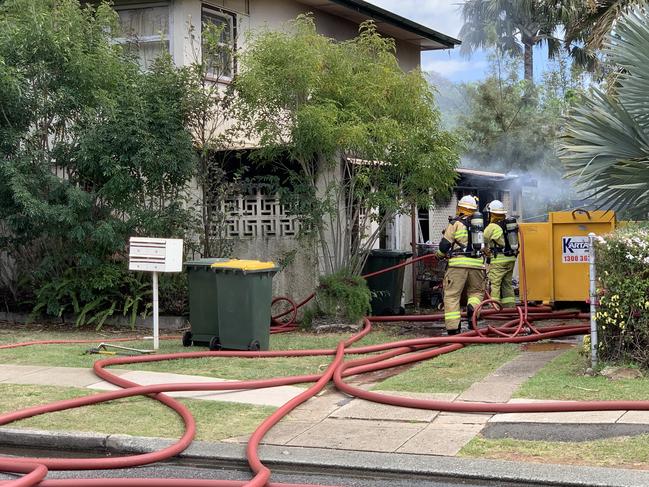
459;0;564;80
158;273;189;317
299;307;317;330
596;225;649;367
459;0;614;79
184;20;238;258
562;0;644;52
0;0;196;326
234;16;458;275
461;53;584;174
315;271;371;323
562;10;649;217
459;52;586;217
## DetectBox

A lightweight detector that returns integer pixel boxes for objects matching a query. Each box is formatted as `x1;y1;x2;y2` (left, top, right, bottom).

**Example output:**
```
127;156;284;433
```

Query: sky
365;0;489;82
364;0;551;84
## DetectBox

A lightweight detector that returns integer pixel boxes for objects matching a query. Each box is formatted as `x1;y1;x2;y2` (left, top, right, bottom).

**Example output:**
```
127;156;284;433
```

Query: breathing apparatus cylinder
504;217;519;255
470;211;484;255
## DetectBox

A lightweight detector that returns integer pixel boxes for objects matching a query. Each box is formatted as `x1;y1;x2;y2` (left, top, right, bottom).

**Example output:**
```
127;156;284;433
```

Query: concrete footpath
4;346;649;454
4;345;649;485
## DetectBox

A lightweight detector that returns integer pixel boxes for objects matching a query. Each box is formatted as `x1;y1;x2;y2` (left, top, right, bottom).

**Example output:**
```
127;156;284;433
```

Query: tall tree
234;16;459;276
459;0;563;82
554;0;645;73
562;9;649;217
183;21;238;258
563;0;646;51
460;53;582;173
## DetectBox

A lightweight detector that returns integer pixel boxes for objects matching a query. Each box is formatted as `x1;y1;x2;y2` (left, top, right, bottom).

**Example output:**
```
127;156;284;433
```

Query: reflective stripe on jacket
484;222;516;264
442;219;485;269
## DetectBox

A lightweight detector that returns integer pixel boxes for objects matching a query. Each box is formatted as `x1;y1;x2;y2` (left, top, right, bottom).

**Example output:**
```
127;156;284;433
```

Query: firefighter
436;195;486;335
484;200;518;308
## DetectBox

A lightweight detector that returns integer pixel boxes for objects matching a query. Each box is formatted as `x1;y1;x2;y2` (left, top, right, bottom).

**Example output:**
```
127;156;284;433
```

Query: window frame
201;4;237;82
113;2;173;67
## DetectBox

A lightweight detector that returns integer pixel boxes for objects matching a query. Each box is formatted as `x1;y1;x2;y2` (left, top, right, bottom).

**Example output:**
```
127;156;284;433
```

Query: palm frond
561;9;649;216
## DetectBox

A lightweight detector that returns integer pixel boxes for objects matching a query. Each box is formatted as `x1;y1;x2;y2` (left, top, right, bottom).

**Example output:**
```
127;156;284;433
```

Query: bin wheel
182;331;193;347
248;340;261;351
398;306;406;316
209;337;222;351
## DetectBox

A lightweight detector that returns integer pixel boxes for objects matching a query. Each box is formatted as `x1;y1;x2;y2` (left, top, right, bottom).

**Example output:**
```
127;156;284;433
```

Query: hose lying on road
0;233;619;487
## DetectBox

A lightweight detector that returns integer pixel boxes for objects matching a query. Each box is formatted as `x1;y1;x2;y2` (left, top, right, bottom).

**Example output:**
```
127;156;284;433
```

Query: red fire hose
0;234;624;487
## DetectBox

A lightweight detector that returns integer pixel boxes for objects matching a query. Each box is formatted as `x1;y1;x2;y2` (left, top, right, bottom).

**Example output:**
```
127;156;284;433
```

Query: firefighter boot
466;304;475;331
446;324;461;336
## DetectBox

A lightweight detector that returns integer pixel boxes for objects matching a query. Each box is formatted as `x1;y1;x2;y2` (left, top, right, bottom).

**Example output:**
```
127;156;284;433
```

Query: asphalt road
0;461;544;487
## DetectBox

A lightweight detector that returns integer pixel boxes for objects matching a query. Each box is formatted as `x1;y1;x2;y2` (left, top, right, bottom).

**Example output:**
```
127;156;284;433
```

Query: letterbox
128;237;183;273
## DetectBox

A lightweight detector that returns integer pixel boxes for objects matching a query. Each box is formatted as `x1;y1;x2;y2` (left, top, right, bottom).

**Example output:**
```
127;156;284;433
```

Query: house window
201;5;236;79
114;4;170;69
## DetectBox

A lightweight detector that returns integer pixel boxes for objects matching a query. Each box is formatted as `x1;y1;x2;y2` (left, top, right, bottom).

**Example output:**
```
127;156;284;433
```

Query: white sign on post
128;238;184;349
561;236;590;264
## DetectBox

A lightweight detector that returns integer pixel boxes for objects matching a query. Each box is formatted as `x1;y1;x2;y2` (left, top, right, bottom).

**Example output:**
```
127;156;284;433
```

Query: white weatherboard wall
165;0;422;71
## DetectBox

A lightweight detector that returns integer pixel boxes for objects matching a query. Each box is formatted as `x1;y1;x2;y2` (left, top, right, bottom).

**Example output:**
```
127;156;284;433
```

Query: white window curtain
115;4;170;69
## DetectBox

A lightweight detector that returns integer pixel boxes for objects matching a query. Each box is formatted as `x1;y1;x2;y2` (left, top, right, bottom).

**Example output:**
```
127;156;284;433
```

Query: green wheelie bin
183;259;279;351
363;249;413;316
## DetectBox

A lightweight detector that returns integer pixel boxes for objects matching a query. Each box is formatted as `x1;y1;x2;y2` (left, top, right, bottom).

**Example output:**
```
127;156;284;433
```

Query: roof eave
325;0;461;50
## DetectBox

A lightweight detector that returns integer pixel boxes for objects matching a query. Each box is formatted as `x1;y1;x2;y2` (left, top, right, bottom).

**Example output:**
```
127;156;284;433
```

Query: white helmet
486;200;507;215
458;195;478;211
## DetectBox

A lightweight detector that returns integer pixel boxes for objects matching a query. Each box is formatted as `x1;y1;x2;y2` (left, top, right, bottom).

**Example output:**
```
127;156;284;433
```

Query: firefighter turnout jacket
484;222;517;264
438;218;485;270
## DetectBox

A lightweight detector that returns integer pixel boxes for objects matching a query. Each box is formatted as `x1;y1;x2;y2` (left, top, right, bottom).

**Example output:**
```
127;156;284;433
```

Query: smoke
460;156;581;222
518;170;581;222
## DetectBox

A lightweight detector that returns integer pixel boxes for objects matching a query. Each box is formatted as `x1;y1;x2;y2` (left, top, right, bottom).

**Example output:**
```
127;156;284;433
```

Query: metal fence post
588;233;598;369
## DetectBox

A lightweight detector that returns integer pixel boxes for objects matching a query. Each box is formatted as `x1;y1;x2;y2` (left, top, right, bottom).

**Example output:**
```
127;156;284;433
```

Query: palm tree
561;9;649;216
563;0;646;51
459;0;563;82
559;0;646;72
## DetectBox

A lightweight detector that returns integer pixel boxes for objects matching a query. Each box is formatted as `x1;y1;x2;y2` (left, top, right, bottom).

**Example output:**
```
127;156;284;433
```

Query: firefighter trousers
443;267;485;331
488;261;516;307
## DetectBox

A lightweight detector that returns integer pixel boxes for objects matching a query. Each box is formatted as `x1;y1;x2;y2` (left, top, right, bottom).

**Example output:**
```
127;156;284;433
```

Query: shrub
596;225;649;367
315;271;371;323
0;1;197;327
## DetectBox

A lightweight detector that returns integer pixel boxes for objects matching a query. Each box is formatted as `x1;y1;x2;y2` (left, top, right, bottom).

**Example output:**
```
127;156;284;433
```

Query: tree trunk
524;42;534;83
202;180;211;257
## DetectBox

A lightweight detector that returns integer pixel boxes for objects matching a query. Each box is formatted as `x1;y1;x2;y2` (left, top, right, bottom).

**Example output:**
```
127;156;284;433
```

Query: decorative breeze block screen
223;190;300;239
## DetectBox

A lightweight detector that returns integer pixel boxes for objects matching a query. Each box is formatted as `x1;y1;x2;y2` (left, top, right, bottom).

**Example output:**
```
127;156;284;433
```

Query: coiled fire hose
0;232;628;487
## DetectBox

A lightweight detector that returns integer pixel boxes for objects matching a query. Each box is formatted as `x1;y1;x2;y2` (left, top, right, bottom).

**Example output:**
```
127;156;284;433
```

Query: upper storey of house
110;0;460;75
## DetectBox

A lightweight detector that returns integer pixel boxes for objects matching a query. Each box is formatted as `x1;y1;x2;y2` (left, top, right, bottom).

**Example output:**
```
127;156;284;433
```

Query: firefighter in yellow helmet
484;200;518;308
436;195;486;335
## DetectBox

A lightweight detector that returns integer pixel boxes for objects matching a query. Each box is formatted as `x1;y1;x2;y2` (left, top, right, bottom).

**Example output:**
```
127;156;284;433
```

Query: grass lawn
460;348;649;470
372;343;520;394
515;348;649;401
0;325;416;383
461;435;649;470
0;383;274;441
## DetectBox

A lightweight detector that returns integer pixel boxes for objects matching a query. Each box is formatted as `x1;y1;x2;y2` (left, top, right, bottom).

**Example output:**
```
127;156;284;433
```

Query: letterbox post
128;238;183;350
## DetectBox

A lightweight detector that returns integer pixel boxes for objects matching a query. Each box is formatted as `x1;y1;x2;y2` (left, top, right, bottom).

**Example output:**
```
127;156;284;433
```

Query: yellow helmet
458;195;478;211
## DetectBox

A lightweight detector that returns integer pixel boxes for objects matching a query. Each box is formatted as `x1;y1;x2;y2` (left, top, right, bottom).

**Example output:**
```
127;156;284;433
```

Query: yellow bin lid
210;259;277;272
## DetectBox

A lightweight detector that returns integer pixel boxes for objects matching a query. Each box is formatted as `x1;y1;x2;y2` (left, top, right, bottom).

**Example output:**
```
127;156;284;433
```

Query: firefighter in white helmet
484;200;518;307
436;195;486;335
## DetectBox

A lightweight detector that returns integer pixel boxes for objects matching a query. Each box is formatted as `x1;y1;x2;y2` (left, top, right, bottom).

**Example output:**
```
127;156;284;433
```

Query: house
112;0;462;301
112;0;459;72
